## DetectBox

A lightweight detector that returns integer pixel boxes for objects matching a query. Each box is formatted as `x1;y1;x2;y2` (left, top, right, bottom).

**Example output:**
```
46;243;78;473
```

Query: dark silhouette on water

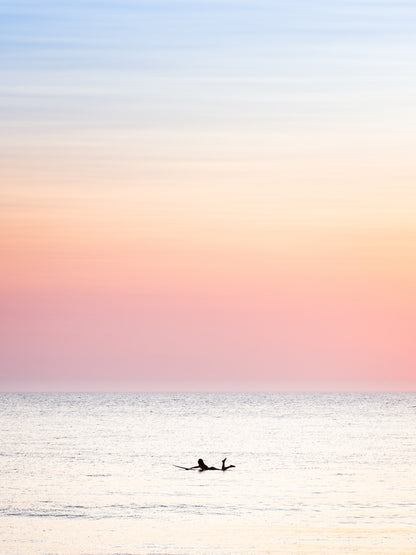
173;457;235;471
221;457;235;471
197;458;218;470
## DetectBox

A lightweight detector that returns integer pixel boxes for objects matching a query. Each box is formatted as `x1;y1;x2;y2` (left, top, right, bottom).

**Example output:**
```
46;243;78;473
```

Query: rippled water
1;392;415;553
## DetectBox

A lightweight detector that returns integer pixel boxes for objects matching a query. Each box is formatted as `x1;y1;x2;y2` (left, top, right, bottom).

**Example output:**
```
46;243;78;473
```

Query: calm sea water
0;392;415;554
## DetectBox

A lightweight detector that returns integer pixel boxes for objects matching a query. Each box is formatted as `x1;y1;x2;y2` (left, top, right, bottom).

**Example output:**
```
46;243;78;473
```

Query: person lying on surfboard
174;457;235;471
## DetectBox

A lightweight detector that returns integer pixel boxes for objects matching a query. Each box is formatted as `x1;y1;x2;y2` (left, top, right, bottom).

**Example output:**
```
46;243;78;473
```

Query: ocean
0;392;415;554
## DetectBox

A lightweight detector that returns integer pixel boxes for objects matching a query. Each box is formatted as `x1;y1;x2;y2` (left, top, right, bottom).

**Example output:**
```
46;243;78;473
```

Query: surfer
197;458;219;471
174;457;235;471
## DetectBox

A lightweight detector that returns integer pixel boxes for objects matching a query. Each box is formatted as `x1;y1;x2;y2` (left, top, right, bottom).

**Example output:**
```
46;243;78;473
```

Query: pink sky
1;179;415;391
2;1;416;391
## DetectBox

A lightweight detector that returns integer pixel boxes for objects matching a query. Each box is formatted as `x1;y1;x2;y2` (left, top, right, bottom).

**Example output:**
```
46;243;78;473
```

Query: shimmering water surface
1;393;415;554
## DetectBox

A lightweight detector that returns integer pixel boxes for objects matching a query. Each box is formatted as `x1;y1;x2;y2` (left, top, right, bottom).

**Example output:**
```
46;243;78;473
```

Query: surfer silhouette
197;458;218;470
174;457;235;471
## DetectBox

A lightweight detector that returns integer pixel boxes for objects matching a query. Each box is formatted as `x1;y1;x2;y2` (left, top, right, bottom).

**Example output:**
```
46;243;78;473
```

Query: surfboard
173;464;196;470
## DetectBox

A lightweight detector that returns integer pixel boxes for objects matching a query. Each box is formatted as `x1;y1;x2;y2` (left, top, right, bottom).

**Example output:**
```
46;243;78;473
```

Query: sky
1;0;415;391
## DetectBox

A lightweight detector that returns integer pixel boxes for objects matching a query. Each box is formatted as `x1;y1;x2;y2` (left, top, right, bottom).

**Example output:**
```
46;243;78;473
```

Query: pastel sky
1;0;415;391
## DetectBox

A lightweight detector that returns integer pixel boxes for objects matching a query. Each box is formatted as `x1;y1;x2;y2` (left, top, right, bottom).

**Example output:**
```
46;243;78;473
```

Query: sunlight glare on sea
1;393;415;554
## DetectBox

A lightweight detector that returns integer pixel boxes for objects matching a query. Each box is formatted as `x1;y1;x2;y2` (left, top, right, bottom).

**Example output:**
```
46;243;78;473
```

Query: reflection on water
0;393;415;553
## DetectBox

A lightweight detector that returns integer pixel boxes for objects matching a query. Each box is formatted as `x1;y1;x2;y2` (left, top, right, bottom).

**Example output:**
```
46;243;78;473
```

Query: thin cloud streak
1;1;416;390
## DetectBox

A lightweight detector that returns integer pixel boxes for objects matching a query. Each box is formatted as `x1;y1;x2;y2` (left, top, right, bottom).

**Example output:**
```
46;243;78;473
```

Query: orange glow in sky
1;1;416;390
